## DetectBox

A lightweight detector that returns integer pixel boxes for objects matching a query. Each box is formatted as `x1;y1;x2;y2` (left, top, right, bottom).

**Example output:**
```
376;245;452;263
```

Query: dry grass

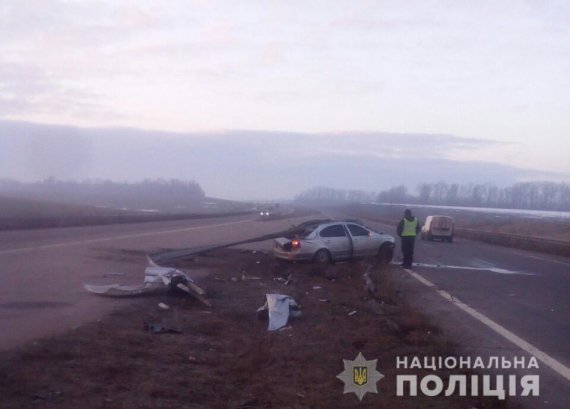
0;250;513;409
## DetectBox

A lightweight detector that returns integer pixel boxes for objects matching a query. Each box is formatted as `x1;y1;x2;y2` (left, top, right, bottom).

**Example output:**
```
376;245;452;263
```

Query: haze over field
1;1;569;200
2;120;569;201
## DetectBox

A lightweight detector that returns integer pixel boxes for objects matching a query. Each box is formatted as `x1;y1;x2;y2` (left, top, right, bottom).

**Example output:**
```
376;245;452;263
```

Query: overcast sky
1;1;569;199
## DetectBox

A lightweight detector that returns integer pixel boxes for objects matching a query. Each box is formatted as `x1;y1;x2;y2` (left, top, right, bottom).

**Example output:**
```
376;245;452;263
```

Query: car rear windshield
287;224;318;239
432;216;453;228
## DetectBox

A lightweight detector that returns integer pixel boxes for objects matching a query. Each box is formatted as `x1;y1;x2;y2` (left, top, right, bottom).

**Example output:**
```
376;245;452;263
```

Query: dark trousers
401;236;416;267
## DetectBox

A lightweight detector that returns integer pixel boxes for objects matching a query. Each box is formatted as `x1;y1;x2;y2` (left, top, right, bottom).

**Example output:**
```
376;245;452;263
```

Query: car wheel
448;236;453;243
427;233;433;241
313;249;332;264
377;244;393;264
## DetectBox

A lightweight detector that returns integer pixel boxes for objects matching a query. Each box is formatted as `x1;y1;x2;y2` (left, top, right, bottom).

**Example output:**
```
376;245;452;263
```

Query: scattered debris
273;273;293;285
175;282;211;307
84;266;210;306
158;302;170;310
319;299;330;303
143;322;182;334
348;310;357;316
257;294;301;331
363;266;376;294
312;286;322;290
241;271;262;280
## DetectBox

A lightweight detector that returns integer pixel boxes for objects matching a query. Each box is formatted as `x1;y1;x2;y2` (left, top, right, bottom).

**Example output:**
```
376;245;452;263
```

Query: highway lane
0;213;308;351
414;238;570;364
354;216;570;408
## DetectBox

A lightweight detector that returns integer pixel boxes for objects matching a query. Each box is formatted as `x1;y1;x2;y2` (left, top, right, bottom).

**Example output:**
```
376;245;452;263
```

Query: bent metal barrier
354;214;570;258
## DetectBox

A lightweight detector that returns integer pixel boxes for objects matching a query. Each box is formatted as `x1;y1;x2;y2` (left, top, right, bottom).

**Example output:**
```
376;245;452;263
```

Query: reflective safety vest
402;218;418;237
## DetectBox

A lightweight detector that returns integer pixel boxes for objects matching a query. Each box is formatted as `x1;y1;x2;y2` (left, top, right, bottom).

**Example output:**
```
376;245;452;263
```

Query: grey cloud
0;63;55;95
0;1;159;47
294;132;513;160
0;120;559;200
0;58;124;121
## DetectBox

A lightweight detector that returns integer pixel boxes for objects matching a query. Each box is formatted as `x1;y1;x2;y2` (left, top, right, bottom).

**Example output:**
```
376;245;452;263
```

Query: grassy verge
0;196;255;231
0;249;511;408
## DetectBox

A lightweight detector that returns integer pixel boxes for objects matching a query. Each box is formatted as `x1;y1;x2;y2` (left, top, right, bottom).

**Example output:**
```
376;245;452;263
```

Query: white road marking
406;269;570;383
450;236;570;267
412;262;534;275
0;219;252;256
510;252;570;267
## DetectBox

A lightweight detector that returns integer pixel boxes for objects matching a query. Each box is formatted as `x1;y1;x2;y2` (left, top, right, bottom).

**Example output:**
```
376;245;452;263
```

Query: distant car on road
421;215;454;242
273;220;395;264
259;203;282;220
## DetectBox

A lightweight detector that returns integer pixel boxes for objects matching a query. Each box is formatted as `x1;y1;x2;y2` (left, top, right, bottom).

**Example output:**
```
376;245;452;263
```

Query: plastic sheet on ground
257;294;301;331
84;267;193;297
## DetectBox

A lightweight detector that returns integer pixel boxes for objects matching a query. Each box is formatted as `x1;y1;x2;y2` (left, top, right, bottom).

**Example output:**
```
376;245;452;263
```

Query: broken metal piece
85;266;210;306
143;322;182;334
176;283;211;307
241;271;262;280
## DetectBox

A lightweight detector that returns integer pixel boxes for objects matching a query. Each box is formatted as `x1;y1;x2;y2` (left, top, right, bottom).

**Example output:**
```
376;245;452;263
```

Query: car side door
347;223;375;257
318;224;351;260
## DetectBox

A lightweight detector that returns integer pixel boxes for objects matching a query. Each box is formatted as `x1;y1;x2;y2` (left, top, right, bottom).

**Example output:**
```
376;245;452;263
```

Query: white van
421;215;454;242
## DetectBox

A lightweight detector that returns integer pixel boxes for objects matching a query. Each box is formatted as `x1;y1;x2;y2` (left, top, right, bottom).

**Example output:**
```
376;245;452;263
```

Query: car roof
317;220;365;228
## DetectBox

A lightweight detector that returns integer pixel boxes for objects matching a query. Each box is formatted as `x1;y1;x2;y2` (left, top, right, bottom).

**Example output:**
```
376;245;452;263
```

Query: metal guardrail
355;214;570;258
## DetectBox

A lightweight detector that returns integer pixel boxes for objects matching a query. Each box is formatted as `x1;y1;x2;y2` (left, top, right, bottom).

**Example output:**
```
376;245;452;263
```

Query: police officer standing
397;208;421;268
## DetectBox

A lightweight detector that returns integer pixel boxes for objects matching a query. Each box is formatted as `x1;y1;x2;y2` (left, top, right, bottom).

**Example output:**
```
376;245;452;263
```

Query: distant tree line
412;181;570;211
295;186;377;204
295;181;570;211
0;178;205;212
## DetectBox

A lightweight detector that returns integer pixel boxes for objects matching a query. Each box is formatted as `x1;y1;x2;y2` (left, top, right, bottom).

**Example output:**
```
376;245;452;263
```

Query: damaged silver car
273;221;395;264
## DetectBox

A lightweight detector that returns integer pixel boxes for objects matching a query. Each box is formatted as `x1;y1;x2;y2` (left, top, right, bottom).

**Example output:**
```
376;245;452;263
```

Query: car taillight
291;239;301;249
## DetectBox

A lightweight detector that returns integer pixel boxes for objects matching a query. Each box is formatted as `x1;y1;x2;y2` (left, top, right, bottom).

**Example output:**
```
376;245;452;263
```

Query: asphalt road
2;209;569;407
354;215;570;409
0;213;306;351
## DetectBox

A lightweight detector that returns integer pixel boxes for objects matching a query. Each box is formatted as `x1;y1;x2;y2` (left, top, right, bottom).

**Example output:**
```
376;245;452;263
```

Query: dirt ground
0;248;513;409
